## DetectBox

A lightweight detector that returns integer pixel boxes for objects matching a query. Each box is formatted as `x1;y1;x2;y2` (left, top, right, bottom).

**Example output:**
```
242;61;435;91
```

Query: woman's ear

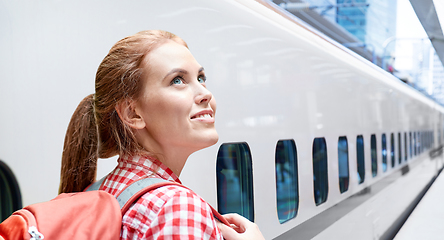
115;100;146;130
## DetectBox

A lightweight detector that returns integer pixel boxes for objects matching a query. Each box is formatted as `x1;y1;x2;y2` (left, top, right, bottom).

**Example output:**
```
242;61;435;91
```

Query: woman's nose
194;84;213;104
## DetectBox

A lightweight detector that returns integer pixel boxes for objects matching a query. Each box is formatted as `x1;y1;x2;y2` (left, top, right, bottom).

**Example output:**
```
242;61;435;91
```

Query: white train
1;0;443;239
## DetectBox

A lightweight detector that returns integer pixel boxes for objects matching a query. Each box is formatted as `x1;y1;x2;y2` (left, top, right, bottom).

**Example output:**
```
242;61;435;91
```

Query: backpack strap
86;176;230;226
86;175;107;191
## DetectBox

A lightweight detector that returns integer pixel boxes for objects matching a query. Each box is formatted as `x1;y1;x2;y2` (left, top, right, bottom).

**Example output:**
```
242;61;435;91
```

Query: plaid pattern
100;155;223;240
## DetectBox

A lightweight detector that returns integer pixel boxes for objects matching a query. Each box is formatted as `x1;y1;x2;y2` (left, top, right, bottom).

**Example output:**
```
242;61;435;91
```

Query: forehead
144;41;200;74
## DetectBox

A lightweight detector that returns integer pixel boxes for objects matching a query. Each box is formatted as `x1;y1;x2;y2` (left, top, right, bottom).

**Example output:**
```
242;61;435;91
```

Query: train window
216;143;254;221
417;132;421;154
413;132;417;156
430;130;435;148
425;131;428;149
398;133;402;164
419;132;422;153
356;135;365;184
370;134;377;177
313;138;328;205
430;131;432;148
432;131;435;147
424;131;430;149
382;134;387;172
275;139;298;224
409;132;413;158
390;133;395;167
338;136;349;193
404;132;408;161
0;160;22;222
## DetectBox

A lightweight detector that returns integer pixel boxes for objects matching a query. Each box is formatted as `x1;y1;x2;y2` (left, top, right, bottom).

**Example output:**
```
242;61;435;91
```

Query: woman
59;30;264;240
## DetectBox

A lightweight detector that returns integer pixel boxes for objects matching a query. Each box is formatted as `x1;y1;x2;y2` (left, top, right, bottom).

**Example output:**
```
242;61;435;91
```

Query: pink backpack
0;178;229;240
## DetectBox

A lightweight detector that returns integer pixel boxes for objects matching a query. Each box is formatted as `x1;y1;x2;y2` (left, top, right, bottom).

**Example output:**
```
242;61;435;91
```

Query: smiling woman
127;41;218;176
58;30;264;240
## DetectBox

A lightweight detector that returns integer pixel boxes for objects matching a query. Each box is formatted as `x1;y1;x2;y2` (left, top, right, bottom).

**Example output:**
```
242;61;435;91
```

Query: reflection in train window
371;134;377;177
404;132;408;161
382;134;387;172
356;135;365;184
216;143;254;221
338;136;349;193
390;133;395;167
313;138;328;205
0;160;22;222
409;132;413;158
275;139;298;224
398;132;402;164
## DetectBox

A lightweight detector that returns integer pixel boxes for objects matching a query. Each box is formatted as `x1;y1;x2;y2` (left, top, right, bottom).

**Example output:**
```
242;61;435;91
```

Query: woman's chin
194;132;219;150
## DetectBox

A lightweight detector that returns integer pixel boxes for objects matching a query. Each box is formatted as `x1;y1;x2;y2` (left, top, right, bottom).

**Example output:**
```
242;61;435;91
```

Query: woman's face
135;41;218;155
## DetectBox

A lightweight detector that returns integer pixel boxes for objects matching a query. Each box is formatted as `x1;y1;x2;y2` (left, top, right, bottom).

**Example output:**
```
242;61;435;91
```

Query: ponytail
59;94;98;193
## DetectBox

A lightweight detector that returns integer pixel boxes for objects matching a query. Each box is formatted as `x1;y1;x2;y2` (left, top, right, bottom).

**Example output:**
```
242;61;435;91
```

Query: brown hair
59;30;188;193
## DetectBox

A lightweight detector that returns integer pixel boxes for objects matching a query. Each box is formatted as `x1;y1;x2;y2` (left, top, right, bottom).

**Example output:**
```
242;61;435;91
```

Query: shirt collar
118;154;181;184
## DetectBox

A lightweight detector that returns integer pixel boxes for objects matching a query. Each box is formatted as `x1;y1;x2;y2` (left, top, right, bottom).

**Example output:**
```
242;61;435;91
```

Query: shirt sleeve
121;185;224;240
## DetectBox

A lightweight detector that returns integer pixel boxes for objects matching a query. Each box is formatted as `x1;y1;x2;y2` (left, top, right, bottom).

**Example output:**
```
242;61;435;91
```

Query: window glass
356;135;365;184
409;132;413;158
382;134;387;172
0;160;22;222
338;136;349;193
398;132;402;164
275;139;298;224
371;134;377;177
313;138;328;205
216;143;254;221
404;132;408;161
390;133;395;167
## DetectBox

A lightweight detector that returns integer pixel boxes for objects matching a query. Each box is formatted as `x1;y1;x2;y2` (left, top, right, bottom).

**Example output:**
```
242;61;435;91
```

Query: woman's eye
171;77;184;85
198;75;206;83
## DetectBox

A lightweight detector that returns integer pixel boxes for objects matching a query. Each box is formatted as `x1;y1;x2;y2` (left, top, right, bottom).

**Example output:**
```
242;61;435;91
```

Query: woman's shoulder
122;184;223;239
139;183;210;211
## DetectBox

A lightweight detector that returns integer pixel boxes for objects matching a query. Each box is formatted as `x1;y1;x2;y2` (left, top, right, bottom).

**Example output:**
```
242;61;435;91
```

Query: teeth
195;113;212;119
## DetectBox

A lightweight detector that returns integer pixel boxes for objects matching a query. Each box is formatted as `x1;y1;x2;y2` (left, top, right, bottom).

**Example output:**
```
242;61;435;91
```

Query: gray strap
86;175;107;191
86;176;168;210
116;178;168;209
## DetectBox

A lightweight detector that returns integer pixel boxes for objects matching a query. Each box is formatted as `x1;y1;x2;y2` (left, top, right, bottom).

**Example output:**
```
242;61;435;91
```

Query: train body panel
1;0;443;239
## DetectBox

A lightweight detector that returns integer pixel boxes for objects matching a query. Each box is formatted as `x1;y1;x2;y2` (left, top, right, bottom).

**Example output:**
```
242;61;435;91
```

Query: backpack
0;177;229;240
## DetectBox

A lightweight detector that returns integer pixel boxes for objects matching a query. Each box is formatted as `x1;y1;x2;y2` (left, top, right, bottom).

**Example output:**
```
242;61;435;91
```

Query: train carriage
1;0;443;239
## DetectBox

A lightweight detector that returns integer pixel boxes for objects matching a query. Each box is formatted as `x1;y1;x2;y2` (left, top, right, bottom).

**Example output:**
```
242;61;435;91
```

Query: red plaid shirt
100;155;224;240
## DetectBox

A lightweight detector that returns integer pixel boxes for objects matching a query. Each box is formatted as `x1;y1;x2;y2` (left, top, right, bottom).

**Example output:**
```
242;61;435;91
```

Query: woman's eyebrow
163;68;188;81
163;67;205;80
